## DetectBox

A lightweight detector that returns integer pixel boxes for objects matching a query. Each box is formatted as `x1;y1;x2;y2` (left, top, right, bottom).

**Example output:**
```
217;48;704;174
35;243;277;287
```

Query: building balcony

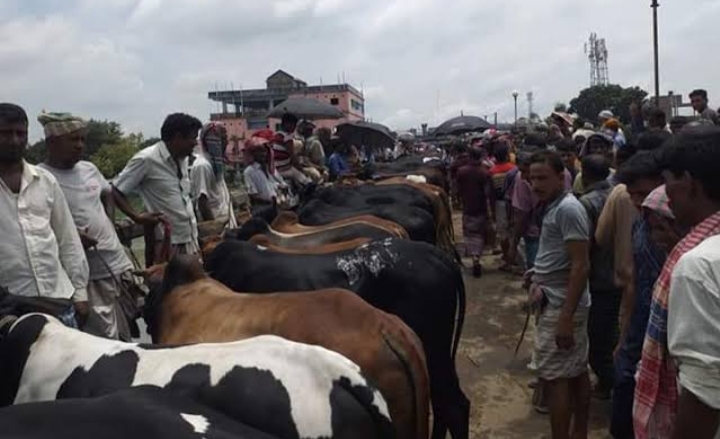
210;110;270;121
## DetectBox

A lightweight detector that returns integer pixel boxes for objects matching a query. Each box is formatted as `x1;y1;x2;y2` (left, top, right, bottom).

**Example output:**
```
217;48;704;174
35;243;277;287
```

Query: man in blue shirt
610;154;672;439
529;150;592;439
327;140;357;181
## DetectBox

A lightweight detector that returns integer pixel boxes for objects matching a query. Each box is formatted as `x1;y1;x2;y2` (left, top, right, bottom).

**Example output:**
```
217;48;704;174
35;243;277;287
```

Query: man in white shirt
662;126;720;439
113;113;202;264
243;137;293;221
0;103;89;326
38;111;138;340
190;122;237;229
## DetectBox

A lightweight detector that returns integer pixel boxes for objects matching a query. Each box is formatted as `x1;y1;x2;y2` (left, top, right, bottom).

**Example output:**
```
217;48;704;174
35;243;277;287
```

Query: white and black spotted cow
0;385;284;439
0;314;395;439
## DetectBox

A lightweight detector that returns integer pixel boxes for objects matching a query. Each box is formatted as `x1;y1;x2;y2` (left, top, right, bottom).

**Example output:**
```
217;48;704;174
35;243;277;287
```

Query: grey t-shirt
39;161;133;281
700;107;719;125
533;192;591;309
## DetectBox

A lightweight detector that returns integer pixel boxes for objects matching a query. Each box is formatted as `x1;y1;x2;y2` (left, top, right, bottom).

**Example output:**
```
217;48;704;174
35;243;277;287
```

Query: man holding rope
39;112;141;341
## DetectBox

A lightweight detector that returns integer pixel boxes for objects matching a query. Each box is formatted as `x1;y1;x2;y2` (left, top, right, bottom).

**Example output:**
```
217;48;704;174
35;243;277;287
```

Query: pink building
209;70;365;150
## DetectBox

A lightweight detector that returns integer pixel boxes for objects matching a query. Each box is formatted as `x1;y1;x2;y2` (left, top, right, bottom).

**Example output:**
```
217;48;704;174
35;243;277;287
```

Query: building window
351;99;364;114
330;98;339;105
247;119;267;130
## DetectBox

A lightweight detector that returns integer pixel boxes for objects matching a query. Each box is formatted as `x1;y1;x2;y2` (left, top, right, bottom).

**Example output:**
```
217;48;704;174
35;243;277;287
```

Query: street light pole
512;91;519;128
652;0;660;105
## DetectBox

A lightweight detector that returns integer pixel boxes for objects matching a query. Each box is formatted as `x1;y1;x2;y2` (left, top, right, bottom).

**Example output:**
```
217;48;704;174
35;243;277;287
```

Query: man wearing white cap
0;105;89;327
598;110;614;125
38;112;139;340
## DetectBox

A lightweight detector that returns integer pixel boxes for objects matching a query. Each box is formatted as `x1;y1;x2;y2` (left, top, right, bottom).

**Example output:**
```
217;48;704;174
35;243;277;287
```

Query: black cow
314;184;435;214
299;185;437;244
299;200;435;244
0;314;395;439
0;386;283;439
205;238;469;439
372;157;448;190
229;216;398;244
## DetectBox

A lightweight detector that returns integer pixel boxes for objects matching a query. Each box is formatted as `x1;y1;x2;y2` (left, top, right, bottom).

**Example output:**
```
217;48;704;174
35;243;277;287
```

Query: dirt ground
454;217;612;439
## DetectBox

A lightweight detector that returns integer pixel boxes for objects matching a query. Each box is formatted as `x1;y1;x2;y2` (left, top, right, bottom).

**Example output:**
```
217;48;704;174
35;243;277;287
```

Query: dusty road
457;251;612;439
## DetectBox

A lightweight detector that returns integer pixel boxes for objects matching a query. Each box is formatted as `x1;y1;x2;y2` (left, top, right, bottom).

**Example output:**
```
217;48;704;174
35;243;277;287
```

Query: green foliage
91;133;144;179
25;140;46;165
554;103;568;113
24;119;127;165
140;137;161;149
569;85;648;124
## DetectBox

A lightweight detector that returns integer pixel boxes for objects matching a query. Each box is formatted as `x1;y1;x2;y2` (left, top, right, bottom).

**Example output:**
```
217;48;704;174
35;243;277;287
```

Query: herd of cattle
0;156;471;439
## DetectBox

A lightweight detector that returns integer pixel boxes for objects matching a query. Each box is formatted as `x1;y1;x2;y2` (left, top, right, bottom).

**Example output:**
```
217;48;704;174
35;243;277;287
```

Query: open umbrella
397;132;416;142
267;96;344;120
434;115;492;137
336;120;396;150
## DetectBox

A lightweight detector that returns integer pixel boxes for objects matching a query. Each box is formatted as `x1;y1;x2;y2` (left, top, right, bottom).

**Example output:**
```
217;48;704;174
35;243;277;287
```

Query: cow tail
438;188;463;265
451;262;466;361
381;328;429;439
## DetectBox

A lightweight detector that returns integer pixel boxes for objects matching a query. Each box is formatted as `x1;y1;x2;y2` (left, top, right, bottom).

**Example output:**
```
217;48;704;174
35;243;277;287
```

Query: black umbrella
336;120;396;150
434;115;492;137
267;96;344;120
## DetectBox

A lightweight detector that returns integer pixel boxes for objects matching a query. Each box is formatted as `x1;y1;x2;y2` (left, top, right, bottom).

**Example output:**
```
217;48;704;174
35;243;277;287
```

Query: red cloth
633;211;720;439
245;137;276;173
456;161;492;217
489;162;516;176
252;129;275;141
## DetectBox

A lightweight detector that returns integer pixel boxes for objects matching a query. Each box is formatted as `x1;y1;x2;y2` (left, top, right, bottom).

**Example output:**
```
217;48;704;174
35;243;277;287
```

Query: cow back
0;386;283;439
4;315;395;439
299;200;435;244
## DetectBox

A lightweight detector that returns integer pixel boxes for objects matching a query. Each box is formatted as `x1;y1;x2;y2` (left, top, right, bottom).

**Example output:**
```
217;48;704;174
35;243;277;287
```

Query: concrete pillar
269;100;274;110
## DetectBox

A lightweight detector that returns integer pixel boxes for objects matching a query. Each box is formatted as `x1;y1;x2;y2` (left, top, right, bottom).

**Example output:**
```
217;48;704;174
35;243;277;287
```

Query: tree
91;138;139;179
84;120;124;158
569;85;648;125
139;137;161;149
554;103;568;113
24;119;126;165
25;140;47;164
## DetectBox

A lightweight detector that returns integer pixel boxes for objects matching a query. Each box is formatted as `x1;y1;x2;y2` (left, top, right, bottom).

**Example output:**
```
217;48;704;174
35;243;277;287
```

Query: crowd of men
0;102;390;341
2;88;720;439
0;104;242;341
448;91;720;439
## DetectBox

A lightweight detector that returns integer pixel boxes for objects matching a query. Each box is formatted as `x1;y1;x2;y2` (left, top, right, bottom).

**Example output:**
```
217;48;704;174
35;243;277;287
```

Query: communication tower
526;91;534;120
585;33;610;86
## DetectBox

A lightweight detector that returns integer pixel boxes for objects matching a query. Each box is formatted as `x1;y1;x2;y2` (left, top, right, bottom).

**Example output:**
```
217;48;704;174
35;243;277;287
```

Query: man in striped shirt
273;113;310;188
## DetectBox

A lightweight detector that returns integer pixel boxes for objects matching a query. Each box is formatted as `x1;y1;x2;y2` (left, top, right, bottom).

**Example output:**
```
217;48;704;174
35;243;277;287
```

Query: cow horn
0;315;18;339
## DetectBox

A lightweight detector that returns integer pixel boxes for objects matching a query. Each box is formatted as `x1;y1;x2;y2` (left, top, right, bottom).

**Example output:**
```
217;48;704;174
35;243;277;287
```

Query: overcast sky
2;0;718;140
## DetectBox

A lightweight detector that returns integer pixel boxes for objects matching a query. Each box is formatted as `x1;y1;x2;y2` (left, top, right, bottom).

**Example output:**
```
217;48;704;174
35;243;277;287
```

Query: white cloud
1;0;718;140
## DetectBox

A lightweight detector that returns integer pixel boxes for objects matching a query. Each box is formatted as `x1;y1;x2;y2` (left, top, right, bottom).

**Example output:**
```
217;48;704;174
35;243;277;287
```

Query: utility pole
651;0;661;105
512;91;519;128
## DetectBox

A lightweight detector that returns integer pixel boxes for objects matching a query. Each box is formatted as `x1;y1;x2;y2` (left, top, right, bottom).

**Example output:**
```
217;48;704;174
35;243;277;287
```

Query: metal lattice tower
585;33;609;86
526;91;534;120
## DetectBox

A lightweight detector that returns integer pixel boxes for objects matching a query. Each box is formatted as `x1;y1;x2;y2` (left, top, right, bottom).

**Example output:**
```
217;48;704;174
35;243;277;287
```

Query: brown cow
271;211;408;239
145;257;430;439
249;235;371;254
227;214;402;251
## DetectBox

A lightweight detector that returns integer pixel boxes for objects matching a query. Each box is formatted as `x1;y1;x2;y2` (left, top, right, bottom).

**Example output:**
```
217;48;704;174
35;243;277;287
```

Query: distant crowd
446;88;720;439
